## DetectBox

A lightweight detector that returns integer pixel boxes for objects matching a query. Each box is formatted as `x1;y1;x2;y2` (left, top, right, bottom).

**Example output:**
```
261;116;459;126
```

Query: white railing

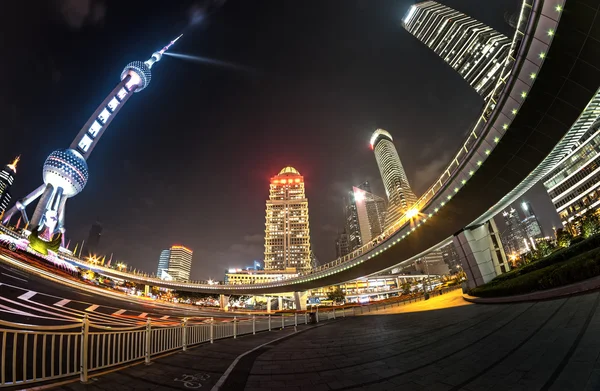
0;286;461;388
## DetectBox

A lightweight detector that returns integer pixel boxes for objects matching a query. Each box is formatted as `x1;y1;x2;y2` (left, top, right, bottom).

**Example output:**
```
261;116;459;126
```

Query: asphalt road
0;249;239;327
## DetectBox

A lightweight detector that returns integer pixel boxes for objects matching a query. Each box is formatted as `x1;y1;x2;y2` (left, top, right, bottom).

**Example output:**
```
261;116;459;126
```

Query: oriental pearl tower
2;35;183;247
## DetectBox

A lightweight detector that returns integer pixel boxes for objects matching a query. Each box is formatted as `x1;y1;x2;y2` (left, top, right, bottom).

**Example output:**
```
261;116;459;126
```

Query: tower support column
453;219;510;289
31;184;54;228
293;291;308;311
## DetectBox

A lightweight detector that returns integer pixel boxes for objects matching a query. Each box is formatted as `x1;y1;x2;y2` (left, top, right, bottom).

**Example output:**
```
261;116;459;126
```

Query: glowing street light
406;208;419;220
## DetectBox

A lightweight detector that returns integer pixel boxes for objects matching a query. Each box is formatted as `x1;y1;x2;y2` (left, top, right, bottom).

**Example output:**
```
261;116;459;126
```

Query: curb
462;275;600;304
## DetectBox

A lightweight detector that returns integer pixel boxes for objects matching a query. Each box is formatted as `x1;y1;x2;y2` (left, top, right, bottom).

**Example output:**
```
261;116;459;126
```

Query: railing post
268;315;272;331
145;317;151;364
316;307;319;323
343;307;346;318
294;313;298;327
210;317;214;344
333;309;336;319
80;314;89;383
233;317;237;339
182;318;188;351
281;315;285;329
252;315;256;335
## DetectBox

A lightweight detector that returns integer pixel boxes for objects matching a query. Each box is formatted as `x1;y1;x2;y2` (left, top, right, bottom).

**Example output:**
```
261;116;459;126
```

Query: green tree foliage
556;228;572;248
326;287;346;303
579;210;600;238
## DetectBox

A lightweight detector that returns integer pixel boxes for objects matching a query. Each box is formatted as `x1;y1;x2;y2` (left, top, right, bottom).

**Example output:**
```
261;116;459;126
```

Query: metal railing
0;286;461;388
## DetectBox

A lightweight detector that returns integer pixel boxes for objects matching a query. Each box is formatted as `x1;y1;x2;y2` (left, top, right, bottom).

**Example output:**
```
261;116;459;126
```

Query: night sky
0;0;561;280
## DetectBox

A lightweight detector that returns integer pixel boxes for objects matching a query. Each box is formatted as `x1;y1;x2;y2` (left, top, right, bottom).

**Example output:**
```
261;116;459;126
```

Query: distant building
264;167;312;272
167;245;193;282
335;230;350;258
225;269;298;285
440;242;461;273
0;157;19;216
370;129;418;229
417;250;450;276
521;201;543;239
353;185;387;243
156;249;171;279
502;207;528;255
402;1;512;102
86;220;102;255
343;193;362;251
543;119;600;229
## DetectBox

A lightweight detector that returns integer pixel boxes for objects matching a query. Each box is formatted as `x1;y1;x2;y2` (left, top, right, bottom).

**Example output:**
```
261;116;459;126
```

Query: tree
327;287;345;303
401;282;412;295
556;228;573;248
580;210;600;238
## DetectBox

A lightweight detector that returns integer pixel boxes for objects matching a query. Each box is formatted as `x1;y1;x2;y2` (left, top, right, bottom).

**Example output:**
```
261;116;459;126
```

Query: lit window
78;135;93;152
117;88;128;100
89;121;102;137
98;108;111;124
108;97;120;111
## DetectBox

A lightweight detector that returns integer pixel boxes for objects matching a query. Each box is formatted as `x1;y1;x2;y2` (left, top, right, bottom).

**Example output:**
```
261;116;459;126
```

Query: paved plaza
50;290;600;391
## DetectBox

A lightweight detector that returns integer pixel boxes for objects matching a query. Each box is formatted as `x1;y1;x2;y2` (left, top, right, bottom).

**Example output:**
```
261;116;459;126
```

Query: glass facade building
156;249;171;279
264;167;312;272
402;1;511;102
167;245;193;282
370;129;418;229
543;119;600;227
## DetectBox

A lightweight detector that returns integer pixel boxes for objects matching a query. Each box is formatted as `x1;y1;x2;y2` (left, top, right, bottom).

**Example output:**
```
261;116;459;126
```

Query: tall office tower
156;249;171;279
521;201;543;239
2;35;182;246
370;129;418;229
440;242;461;272
418;250;450;276
335;229;350;258
353;186;387;242
402;1;511;102
343;194;362;251
0;157;19;216
264;167;312;272
543;118;600;228
86;220;102;255
502;207;528;255
167;245;193;282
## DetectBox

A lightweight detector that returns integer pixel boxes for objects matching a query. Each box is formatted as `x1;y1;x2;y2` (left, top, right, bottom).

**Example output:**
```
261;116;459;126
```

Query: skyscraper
86;220;102;255
370;129;418;229
264;167;312;272
353;186;387;243
0;157;19;216
343;193;362;251
156;249;171;279
502;207;528;255
335;229;350;258
543;118;600;228
521;201;543;239
402;1;511;102
167;245;193;282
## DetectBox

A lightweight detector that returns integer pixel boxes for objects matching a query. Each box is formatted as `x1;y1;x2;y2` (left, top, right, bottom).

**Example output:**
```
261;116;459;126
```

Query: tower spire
7;155;20;173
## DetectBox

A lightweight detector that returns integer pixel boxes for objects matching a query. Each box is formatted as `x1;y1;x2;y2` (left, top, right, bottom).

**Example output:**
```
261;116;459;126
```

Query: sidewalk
47;325;317;391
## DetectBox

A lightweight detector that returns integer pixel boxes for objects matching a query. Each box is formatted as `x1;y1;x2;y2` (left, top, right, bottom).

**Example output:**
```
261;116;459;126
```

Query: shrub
470;247;600;298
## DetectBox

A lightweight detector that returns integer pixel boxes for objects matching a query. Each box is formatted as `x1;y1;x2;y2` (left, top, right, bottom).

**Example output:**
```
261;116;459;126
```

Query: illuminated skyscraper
370;129;418;228
156;249;171;279
264;167;311;272
402;1;511;101
167;245;193;282
502;207;528;255
335;229;350;258
2;35;182;246
0;157;19;216
86;219;102;255
353;185;386;243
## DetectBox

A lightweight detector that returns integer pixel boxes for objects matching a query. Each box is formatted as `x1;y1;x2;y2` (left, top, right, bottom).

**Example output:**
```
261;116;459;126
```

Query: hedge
469;246;600;298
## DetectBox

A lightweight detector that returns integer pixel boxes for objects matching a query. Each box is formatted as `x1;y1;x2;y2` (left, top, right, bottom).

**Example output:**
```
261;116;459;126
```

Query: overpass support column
278;296;283;311
144;285;150;296
293;291;308;311
219;294;230;311
267;298;272;313
453;219;509;290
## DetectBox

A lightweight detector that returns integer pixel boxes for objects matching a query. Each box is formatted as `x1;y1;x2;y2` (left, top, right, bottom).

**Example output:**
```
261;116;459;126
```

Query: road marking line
113;309;126;315
17;291;37;300
86;305;99;312
1;273;27;282
138;313;148;318
54;299;71;307
160;315;170;320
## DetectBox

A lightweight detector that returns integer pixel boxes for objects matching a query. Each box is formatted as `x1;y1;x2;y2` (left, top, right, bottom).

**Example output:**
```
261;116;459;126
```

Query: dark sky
0;0;560;280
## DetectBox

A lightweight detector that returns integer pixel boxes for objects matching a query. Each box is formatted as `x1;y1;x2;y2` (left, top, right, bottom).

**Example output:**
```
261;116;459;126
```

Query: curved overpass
54;0;600;294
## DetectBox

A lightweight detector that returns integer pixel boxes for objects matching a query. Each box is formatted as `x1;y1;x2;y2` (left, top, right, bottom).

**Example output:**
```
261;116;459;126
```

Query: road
0;249;239;327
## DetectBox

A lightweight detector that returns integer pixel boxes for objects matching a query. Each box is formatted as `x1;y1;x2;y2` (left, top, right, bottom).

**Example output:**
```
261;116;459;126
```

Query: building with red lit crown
166;245;193;282
264;167;312;272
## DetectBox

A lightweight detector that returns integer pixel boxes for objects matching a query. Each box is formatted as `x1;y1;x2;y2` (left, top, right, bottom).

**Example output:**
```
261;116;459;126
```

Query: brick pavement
47;290;600;390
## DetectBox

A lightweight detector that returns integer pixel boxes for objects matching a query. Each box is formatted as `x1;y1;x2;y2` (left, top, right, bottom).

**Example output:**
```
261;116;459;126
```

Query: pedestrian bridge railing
0;286;460;388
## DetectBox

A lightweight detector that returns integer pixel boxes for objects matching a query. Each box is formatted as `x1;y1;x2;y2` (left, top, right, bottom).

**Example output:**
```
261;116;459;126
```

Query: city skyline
0;0;561;279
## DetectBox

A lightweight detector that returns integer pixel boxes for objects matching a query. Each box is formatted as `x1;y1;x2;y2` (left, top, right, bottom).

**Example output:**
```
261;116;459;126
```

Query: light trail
164;52;255;74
